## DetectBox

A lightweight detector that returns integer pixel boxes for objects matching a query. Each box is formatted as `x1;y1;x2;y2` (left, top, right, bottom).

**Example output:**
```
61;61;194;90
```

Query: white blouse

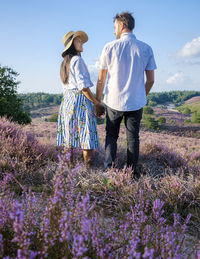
62;55;93;96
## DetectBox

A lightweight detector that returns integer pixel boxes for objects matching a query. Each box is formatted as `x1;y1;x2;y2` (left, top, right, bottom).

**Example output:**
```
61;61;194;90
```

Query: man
96;12;157;177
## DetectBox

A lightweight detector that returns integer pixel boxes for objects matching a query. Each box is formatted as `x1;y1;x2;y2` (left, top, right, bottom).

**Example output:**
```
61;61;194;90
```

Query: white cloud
181;60;200;65
88;59;100;72
166;72;184;85
88;59;100;85
178;37;200;58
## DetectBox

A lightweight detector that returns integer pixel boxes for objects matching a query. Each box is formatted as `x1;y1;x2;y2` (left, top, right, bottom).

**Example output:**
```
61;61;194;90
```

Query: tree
142;115;158;129
191;111;200;123
182;107;191;115
158;116;166;124
143;106;154;115
148;100;157;107
48;113;58;122
0;65;31;124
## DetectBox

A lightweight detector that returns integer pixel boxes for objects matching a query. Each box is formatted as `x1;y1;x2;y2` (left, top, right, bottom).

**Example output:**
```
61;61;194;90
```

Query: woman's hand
82;88;105;116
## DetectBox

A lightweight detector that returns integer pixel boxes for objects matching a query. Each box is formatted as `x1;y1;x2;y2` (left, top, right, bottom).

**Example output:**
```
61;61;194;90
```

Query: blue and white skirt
56;90;99;149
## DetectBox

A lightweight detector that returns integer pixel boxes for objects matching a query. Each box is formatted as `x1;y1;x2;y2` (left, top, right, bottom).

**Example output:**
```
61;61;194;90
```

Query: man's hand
95;103;105;117
95;69;107;117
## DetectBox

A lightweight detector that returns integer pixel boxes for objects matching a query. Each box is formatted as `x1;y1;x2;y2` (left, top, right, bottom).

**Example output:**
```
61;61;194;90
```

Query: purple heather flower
143;246;155;259
72;234;88;257
0;234;3;255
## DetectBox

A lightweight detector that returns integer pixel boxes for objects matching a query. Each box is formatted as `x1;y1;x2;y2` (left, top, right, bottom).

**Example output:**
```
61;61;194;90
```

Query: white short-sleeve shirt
100;33;157;111
62;55;93;95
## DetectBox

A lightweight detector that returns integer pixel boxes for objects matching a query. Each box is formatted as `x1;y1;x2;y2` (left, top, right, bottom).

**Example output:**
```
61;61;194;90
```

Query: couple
56;12;157;176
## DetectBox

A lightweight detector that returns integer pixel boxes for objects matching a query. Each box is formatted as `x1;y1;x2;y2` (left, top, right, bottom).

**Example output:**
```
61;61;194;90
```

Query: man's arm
96;69;108;101
145;70;155;96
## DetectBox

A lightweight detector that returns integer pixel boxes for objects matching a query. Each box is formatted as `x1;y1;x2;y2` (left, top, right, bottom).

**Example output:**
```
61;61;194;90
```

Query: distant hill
176;96;200;123
18;93;62;111
29;105;59;122
147;90;200;106
185;96;200;104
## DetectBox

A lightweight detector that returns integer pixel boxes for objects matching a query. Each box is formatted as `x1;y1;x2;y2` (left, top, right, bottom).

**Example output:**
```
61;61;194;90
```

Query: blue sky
0;0;200;94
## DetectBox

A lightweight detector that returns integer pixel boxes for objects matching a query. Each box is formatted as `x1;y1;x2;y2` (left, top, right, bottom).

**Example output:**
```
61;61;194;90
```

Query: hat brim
62;30;88;57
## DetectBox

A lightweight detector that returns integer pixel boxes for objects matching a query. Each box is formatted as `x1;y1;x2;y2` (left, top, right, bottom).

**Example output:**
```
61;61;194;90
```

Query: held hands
94;102;105;117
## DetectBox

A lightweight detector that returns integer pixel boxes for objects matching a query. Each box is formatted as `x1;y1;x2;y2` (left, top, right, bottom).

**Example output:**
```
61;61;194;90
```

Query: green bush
157;116;166;124
169;118;175;125
184;119;191;124
143;106;154;115
142;115;158;129
182;107;191;115
191;111;200;123
148;101;157;107
48;113;58;122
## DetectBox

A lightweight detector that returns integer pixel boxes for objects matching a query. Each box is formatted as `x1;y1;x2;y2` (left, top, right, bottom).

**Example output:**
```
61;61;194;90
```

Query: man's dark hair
114;12;135;31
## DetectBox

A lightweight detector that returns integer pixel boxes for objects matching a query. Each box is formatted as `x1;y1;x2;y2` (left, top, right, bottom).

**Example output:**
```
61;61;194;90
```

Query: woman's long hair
60;42;78;84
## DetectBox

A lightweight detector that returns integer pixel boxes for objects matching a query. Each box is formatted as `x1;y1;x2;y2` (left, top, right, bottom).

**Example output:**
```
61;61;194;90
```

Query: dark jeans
104;107;143;171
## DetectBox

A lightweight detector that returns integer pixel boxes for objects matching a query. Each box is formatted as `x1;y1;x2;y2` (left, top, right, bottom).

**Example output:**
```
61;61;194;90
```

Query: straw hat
62;30;88;57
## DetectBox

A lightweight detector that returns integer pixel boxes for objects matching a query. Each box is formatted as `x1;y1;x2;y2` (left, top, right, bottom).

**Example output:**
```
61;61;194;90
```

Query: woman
56;30;104;167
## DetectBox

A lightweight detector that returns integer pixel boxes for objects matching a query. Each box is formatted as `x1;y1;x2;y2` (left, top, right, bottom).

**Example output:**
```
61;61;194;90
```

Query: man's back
96;11;156;173
100;32;156;111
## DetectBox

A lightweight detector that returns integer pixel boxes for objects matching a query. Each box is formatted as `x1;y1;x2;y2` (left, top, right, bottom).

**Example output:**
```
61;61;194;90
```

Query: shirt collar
120;32;136;39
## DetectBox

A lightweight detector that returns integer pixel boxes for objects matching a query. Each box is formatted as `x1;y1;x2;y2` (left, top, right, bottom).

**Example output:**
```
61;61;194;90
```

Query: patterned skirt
56;90;99;149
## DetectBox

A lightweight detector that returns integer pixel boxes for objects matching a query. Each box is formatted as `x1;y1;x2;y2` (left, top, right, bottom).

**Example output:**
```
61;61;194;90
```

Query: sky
0;0;200;94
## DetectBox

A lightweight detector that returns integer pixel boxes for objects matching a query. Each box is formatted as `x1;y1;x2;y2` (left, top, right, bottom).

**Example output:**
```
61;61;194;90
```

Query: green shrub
182;107;191;115
191;111;200;123
48;113;58;122
184;119;191;124
142;115;158;129
157;116;166;124
148;101;157;107
143;106;154;115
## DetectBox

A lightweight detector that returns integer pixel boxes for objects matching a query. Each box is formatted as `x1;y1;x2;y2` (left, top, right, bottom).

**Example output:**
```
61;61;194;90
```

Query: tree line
147;91;200;106
18;92;63;111
20;91;200;111
20;90;200;111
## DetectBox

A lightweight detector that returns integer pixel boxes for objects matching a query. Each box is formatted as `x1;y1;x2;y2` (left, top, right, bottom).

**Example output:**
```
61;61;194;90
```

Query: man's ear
120;22;126;31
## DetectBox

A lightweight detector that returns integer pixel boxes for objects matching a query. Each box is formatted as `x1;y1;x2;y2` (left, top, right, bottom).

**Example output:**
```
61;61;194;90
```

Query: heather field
0;117;200;258
152;107;200;138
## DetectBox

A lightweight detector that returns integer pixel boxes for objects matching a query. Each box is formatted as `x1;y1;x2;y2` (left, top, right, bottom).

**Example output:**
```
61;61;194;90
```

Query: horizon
1;0;200;94
17;89;200;96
